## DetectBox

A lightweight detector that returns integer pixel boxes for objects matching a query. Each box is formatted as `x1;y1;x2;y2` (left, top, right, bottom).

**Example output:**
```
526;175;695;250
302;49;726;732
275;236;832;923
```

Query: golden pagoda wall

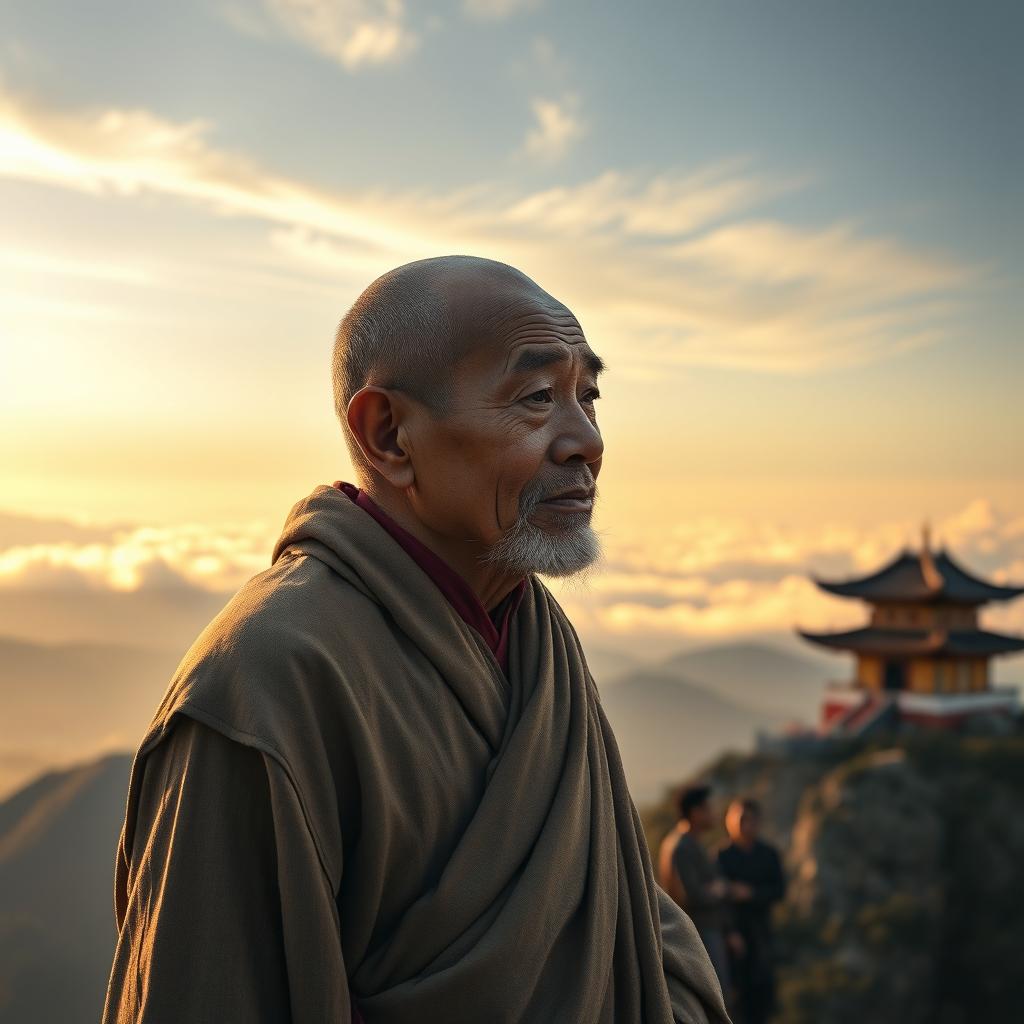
854;657;975;693
856;655;883;690
970;657;989;691
929;659;980;693
908;659;936;693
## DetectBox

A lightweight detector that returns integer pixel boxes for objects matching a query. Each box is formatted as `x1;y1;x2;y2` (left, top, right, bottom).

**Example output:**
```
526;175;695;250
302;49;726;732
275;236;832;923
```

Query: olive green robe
102;485;730;1023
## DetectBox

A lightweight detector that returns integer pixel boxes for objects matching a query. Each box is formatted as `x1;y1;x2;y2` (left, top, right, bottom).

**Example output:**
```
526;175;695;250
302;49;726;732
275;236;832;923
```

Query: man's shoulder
754;838;781;861
147;551;390;737
674;829;697;852
203;549;383;658
673;830;711;867
658;827;678;857
716;841;738;864
664;826;696;864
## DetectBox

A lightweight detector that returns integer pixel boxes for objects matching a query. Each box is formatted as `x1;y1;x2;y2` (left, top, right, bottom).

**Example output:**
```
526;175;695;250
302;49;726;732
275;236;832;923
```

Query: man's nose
550;402;604;466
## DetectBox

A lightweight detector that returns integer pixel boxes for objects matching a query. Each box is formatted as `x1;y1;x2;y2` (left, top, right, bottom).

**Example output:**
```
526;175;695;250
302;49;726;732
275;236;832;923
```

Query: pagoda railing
896;688;1020;715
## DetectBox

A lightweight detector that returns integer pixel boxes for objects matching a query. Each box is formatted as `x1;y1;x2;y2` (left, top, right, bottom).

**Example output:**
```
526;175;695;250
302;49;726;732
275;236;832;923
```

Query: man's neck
359;482;524;612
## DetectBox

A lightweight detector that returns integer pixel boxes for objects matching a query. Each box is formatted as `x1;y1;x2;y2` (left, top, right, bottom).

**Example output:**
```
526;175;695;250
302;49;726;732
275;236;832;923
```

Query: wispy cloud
463;0;541;20
0;245;155;285
675;220;966;300
218;0;274;38
264;0;417;69
0;86;976;374
0;88;431;251
522;94;585;161
0;510;126;548
502;163;779;237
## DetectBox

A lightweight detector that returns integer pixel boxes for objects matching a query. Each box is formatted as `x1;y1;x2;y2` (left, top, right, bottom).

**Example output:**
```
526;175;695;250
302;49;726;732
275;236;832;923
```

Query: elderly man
102;256;729;1023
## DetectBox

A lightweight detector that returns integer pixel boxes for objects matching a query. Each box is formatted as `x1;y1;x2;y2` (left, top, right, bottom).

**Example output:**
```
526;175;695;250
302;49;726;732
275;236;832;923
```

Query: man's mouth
537;487;595;512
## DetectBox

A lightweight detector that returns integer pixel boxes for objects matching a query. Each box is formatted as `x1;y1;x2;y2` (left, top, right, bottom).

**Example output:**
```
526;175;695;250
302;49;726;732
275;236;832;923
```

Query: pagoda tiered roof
812;545;1024;605
798;626;1024;657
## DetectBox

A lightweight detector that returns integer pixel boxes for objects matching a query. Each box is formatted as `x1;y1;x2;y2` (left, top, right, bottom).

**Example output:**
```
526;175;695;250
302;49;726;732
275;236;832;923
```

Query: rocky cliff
642;732;1024;1024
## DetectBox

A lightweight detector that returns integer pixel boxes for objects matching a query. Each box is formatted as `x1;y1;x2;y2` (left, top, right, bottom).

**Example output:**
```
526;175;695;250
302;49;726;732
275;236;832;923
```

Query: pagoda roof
798;626;1024;657
812;545;1024;605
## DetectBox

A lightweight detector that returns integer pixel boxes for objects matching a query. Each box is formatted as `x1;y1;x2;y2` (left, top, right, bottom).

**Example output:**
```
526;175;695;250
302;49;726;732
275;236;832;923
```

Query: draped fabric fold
104;484;729;1023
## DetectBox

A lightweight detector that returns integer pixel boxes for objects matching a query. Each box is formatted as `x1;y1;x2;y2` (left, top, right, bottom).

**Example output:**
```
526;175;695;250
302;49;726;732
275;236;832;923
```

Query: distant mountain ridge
0;635;181;797
660;640;836;719
0;634;839;801
594;640;836;799
600;666;770;801
0;753;130;1024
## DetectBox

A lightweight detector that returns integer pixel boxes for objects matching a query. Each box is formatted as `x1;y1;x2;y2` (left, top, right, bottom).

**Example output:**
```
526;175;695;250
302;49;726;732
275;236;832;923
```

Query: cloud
0;87;432;252
675;220;967;301
522;94;585;161
502;162;786;238
463;0;541;20
218;1;274;38
550;500;1024;640
572;574;832;638
264;0;417;69
0;246;155;286
0;519;274;593
3;502;1021;650
0;87;976;374
0;510;126;548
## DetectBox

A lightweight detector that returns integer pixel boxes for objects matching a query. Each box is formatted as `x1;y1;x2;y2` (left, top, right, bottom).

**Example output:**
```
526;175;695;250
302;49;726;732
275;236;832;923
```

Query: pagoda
798;526;1023;736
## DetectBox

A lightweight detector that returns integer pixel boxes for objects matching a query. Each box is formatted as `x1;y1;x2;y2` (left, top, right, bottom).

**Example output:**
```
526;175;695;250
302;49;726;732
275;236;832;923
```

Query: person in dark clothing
659;785;737;995
717;799;786;1024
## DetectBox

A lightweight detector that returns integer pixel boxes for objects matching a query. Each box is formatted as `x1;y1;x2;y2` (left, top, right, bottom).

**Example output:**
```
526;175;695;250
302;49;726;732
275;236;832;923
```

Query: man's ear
346;386;416;488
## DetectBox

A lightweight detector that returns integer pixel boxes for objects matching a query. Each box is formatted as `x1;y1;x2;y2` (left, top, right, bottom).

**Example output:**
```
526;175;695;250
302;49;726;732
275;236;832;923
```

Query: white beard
483;509;601;578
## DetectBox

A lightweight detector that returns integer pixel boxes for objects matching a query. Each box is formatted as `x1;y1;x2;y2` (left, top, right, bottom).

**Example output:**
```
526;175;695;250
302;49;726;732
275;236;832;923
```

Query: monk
102;256;730;1023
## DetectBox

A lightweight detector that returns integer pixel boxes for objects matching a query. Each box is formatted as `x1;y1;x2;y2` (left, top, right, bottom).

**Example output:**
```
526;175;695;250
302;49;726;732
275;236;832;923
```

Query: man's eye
582;389;601;404
525;389;554;404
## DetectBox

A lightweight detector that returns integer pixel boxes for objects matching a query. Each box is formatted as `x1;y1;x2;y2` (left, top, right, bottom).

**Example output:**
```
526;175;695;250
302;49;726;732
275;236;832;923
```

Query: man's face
689;800;714;832
740;810;761;843
402;293;604;577
726;801;761;844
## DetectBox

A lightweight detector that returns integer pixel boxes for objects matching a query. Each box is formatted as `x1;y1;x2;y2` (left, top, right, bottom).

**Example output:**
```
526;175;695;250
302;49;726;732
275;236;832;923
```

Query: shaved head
334;254;604;587
332;255;572;460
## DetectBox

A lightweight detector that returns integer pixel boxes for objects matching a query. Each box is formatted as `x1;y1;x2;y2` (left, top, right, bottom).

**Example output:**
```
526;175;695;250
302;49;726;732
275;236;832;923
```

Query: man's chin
526;506;594;534
484;517;601;578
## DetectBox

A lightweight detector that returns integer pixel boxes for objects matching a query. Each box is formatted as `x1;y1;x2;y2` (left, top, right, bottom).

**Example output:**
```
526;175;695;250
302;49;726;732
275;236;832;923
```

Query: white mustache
521;476;597;512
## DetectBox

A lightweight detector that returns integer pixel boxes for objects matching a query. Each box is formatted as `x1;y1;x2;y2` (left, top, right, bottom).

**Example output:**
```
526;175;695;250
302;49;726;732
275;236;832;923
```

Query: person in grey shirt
659;785;741;997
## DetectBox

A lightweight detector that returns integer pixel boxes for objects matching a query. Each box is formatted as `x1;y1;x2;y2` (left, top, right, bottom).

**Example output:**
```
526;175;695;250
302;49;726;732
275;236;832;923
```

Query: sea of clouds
2;498;1022;641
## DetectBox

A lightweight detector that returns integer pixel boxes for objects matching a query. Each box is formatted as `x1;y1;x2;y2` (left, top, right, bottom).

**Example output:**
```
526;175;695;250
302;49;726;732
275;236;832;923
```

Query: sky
2;0;1023;651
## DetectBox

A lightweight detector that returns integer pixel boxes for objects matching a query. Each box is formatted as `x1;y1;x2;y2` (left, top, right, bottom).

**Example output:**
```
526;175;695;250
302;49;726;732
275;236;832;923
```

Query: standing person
101;256;730;1024
659;784;736;996
717;799;786;1024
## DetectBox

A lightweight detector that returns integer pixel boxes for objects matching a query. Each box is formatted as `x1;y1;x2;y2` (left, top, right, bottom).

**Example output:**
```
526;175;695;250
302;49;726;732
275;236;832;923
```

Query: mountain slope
0;753;131;1024
662;640;838;720
0;587;230;648
600;668;773;802
0;636;181;797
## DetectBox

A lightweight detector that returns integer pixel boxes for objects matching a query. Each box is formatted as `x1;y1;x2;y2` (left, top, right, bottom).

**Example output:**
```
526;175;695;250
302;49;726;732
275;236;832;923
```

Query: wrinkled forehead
449;284;599;383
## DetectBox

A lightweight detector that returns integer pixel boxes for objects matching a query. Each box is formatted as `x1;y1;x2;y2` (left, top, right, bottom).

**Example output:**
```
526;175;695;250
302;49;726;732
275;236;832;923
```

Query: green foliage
855;892;934;948
776;959;869;1024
